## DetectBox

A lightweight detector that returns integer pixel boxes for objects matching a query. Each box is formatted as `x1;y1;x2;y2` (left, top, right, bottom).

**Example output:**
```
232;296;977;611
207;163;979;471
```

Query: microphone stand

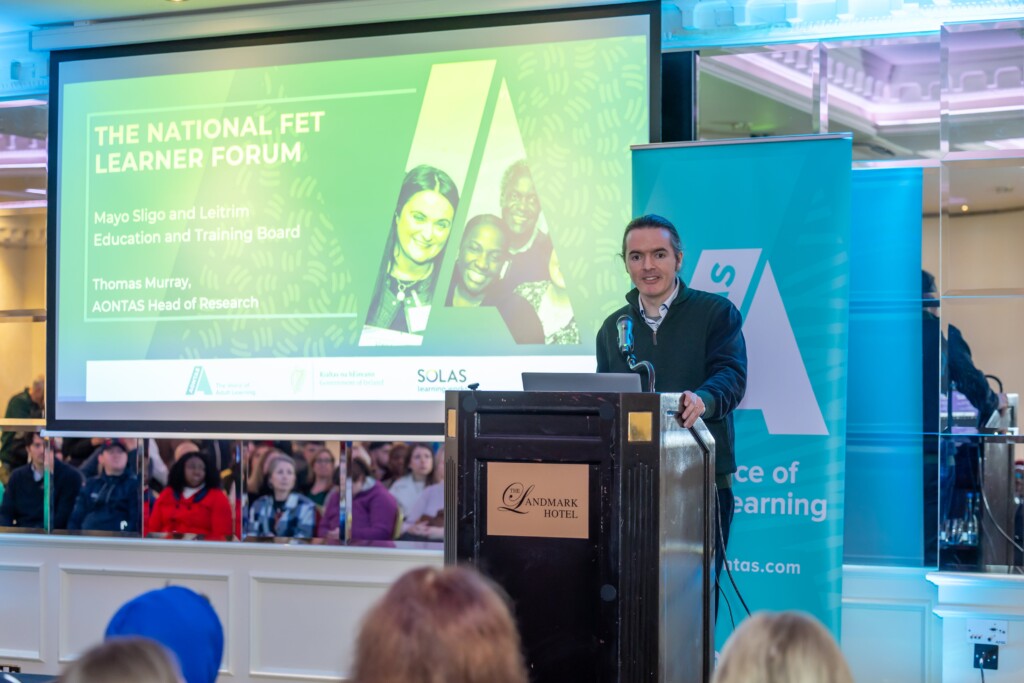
624;351;655;394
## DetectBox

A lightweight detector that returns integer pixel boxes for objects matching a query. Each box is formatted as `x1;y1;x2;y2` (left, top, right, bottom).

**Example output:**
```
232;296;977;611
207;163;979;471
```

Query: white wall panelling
0;535;442;682
248;574;394;681
930;572;1024;683
0;562;44;662
842;565;941;683
9;535;1024;683
57;566;231;670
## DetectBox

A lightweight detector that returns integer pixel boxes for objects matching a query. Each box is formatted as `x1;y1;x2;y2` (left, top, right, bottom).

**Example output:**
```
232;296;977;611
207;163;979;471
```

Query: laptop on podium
521;372;642;393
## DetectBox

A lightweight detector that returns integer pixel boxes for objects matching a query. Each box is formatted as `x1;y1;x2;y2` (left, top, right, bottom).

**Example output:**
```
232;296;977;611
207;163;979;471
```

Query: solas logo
417;368;468;384
689;249;827;436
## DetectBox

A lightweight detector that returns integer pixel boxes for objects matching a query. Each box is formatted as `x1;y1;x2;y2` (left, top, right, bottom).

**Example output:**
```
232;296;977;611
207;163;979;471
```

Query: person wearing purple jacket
349;447;398;542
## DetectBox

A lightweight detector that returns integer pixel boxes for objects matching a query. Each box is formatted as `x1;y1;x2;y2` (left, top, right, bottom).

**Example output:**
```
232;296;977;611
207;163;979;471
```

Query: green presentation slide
55;16;649;416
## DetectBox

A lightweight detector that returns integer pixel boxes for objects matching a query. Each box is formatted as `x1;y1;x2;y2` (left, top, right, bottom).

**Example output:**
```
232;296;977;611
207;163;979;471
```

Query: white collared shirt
639;278;680;333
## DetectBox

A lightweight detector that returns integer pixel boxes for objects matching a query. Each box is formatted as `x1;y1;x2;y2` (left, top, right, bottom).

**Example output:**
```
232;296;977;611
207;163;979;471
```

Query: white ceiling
0;0;300;35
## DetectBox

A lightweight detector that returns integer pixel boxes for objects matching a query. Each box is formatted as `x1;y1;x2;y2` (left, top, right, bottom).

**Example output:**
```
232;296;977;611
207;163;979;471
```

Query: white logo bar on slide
85;356;596;402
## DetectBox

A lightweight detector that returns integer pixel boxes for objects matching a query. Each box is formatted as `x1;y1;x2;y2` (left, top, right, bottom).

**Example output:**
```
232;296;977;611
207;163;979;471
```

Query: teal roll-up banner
631;136;852;642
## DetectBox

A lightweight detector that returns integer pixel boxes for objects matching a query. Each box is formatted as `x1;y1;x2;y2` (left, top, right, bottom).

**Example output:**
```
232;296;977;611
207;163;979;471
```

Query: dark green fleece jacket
596;280;747;479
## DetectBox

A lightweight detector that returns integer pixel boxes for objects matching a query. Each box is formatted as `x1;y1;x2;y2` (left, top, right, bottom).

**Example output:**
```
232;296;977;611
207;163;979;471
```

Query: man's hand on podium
676;390;706;429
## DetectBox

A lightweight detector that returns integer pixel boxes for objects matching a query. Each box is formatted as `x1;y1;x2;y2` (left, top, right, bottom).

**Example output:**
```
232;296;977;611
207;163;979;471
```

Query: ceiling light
960;204;969;212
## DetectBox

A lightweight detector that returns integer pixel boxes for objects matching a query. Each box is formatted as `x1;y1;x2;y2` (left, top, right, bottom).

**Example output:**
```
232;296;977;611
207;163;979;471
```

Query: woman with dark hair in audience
712;611;854;683
387;442;435;518
247;453;316;539
381;442;409;489
352;566;528;683
361;165;460;342
147;451;232;541
59;637;183;683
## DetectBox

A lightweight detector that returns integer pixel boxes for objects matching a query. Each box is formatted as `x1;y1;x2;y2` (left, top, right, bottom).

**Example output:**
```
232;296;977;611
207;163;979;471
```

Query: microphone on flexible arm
615;314;634;356
615;314;655;392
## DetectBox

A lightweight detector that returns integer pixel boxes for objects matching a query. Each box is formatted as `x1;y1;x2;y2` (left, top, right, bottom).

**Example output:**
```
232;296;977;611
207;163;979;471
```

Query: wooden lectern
444;390;715;683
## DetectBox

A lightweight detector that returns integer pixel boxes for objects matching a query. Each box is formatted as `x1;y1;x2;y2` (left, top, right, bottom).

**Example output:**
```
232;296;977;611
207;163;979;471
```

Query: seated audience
58;637;182;683
317;446;352;543
172;440;199;462
352;566;528;683
382;443;409;489
148;451;233;540
712;611;854;683
105;585;224;683
367;441;393;482
79;437;141;479
350;446;399;542
245;443;275;497
68;440;141;533
0;432;83;529
306;445;337;509
247;453;316;539
146;438;169;488
299;439;326;478
389;442;437;518
62;437;104;469
400;445;445;542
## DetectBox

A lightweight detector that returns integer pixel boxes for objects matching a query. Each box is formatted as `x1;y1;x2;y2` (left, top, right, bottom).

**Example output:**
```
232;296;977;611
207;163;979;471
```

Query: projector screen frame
46;1;661;437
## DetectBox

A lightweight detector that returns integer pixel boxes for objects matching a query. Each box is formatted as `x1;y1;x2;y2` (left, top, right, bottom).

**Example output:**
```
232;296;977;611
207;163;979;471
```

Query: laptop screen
521;372;643;393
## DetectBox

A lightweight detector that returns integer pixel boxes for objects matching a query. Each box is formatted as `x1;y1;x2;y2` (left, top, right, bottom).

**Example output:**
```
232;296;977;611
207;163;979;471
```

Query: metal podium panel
444;390;714;683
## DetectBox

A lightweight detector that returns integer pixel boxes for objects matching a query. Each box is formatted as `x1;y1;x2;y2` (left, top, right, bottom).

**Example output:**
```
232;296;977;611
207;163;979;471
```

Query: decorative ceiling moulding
30;0;629;51
663;0;1024;49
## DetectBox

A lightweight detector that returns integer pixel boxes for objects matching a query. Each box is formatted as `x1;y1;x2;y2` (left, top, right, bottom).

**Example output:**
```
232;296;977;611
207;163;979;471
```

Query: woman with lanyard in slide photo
361;165;459;345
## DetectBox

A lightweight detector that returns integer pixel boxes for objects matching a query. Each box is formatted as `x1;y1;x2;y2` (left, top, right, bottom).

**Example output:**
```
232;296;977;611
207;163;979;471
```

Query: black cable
720;582;736;631
980;483;1024;556
715;484;751;617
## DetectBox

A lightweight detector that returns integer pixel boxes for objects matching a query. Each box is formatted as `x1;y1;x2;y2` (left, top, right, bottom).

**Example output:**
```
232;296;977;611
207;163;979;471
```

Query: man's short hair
500;160;531;198
621;214;683;260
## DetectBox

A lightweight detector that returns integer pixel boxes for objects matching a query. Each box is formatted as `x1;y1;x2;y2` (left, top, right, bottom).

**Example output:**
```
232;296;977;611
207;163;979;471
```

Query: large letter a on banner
690;250;827;436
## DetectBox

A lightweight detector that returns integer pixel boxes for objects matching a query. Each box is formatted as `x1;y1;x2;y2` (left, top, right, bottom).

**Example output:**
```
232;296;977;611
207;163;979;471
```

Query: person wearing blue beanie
105;585;224;683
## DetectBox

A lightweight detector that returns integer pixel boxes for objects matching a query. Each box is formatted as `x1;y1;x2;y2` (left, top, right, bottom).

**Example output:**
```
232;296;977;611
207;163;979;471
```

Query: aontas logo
186;366;212;396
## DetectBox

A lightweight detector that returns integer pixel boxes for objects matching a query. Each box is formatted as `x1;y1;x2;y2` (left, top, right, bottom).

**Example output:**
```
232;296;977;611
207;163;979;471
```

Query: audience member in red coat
147;451;233;540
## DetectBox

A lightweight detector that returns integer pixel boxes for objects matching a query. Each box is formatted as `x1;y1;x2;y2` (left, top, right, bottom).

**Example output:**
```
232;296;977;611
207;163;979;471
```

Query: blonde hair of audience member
308;446;337;497
59;637;183;683
712;611;854;683
352;566;528;683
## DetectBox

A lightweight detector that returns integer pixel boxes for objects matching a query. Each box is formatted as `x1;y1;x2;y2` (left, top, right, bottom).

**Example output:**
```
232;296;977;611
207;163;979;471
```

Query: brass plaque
487;462;589;540
628;411;652;442
447;409;457;438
